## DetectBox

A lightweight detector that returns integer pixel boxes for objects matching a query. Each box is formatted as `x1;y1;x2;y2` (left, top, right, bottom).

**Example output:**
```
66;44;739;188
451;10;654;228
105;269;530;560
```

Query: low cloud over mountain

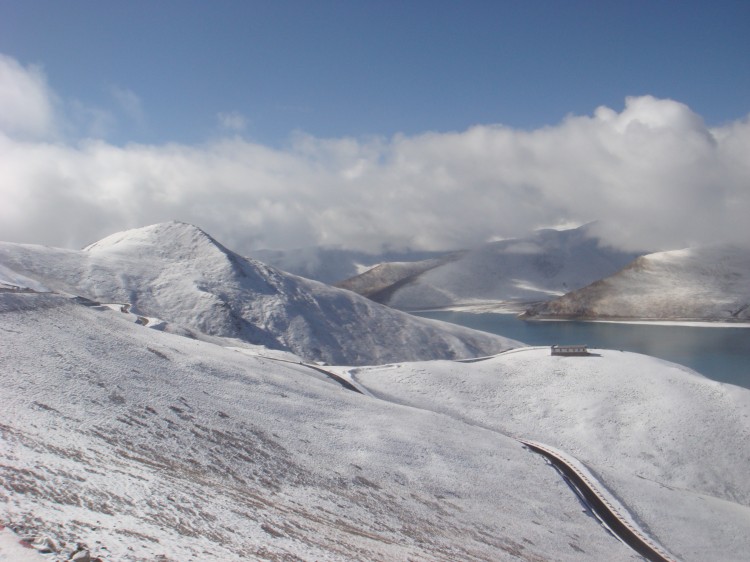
337;224;641;311
1;53;749;255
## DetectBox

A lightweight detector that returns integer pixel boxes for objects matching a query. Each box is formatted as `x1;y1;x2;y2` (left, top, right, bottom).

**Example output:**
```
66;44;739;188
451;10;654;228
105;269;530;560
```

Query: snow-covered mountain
248;246;449;284
337;224;641;311
0;222;517;365
3;224;750;561
523;244;750;321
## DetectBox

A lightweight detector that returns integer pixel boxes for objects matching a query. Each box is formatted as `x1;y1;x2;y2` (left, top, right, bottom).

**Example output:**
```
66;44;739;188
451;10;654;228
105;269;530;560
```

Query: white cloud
0;54;57;139
217;111;247;132
0;54;748;255
110;85;146;127
68;99;117;139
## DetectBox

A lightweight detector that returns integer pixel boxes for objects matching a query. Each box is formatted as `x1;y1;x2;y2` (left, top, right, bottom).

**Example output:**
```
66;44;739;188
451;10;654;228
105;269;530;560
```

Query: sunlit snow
2;223;748;561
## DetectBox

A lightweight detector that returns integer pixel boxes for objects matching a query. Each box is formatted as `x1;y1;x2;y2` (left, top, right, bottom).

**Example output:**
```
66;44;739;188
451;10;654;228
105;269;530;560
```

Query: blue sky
1;1;749;254
2;1;748;145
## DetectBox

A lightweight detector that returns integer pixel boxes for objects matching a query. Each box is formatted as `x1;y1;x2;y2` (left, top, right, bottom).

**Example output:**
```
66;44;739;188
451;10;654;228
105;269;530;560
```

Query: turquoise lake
411;311;750;390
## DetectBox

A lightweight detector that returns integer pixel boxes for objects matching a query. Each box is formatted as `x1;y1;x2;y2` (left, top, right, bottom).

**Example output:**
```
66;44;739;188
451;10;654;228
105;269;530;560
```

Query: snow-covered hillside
0;222;517;365
3;223;749;561
1;292;638;561
524;244;750;321
339;224;641;311
341;349;750;562
4;290;749;560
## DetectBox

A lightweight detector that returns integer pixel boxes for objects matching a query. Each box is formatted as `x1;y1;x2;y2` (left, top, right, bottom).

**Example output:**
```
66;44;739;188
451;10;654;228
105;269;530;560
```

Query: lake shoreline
410;309;750;388
406;303;750;328
529;318;750;329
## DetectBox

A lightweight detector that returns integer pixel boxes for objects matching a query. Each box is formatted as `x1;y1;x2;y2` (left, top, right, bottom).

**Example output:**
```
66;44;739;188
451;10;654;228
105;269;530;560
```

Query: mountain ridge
337;224;642;311
0;222;518;365
523;244;750;322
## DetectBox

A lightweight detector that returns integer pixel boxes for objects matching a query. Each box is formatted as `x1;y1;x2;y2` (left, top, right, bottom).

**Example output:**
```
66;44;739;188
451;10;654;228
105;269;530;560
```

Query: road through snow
519;440;677;562
323;359;676;561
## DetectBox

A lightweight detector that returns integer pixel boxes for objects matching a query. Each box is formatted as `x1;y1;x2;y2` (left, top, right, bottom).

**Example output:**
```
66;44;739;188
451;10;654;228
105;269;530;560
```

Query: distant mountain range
337;224;641;311
248;246;449;285
523;244;750;322
260;225;750;323
0;222;516;365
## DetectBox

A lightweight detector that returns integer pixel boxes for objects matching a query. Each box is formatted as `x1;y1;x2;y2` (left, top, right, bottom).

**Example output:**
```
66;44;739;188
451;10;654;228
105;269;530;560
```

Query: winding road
519;440;677;562
297;359;678;561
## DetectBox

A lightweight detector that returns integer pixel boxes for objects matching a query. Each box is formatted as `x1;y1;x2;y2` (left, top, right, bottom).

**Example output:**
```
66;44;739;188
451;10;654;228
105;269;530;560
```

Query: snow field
1;294;637;561
348;348;750;561
2;222;749;561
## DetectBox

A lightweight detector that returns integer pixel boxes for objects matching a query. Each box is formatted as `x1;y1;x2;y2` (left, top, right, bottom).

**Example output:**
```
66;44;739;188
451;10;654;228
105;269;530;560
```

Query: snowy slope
524;244;750;321
344;349;750;562
0;292;637;561
3;224;748;561
0;222;518;365
0;526;47;561
0;263;50;293
339;224;640;311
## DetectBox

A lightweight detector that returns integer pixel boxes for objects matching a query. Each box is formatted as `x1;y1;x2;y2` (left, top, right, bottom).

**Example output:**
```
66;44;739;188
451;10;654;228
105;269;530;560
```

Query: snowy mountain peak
84;221;231;260
0;225;518;364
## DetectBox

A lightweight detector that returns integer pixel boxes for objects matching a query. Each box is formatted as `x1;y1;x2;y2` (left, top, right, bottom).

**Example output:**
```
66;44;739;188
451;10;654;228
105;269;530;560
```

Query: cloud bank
1;53;748;255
